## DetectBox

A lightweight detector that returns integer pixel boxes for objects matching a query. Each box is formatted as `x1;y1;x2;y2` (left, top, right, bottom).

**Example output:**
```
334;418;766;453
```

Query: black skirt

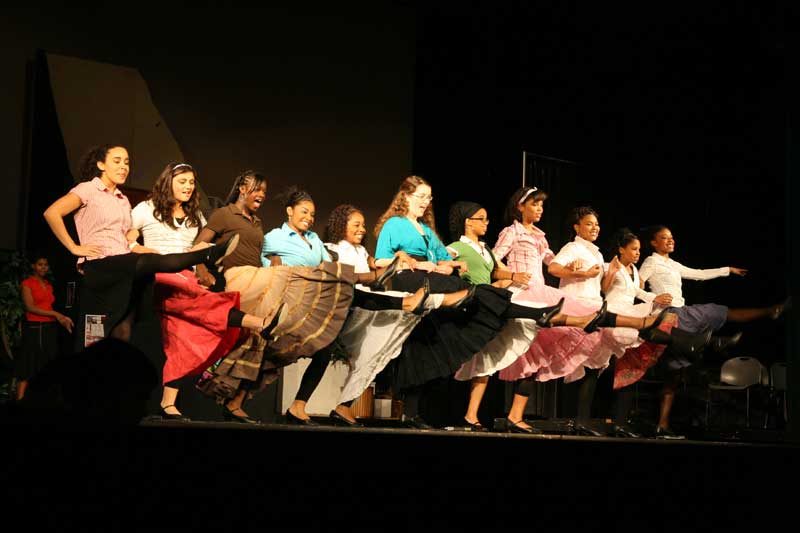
17;321;59;380
74;254;153;351
390;270;513;389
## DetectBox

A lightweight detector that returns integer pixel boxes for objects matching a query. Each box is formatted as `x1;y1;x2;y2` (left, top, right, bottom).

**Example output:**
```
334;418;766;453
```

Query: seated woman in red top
16;254;74;400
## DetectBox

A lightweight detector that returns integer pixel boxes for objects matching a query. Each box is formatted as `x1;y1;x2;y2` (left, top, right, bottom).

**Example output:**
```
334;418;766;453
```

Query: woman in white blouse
128;162;277;420
546;208;713;436
638;225;787;437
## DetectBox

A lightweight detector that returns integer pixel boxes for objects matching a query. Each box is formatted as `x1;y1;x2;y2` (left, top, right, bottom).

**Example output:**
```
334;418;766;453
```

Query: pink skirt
500;283;601;382
154;271;243;384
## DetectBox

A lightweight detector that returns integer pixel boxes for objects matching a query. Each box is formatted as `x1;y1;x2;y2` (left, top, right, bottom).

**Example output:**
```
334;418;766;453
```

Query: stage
4;414;798;529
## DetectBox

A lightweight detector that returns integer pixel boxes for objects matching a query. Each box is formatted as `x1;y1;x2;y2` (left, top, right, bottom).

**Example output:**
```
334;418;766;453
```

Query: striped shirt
70;178;132;262
492;220;555;287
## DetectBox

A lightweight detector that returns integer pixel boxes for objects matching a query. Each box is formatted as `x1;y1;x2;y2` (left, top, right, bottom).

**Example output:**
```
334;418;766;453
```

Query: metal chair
705;356;766;429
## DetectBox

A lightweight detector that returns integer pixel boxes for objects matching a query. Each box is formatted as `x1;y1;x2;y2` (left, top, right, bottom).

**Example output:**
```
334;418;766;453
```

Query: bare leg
160;386;182;415
507;394;534;430
109;312;135;342
658;381;677;430
334;404;358;424
465;376;489;424
16;379;27;401
225;388;251;418
288;399;310;420
727;305;781;322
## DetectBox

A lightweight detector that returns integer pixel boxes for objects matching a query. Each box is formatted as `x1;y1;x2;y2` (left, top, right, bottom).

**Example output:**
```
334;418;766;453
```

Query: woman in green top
447;201;600;431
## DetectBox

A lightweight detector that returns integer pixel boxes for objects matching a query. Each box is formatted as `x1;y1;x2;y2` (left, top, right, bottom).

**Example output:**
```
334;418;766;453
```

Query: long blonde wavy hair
373;175;438;238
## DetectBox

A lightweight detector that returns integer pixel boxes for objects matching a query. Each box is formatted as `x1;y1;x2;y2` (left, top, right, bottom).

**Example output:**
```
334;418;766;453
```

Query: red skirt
154;271;244;384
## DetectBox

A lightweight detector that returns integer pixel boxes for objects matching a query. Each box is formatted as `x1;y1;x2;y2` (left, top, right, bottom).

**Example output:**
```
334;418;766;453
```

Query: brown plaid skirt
197;262;355;401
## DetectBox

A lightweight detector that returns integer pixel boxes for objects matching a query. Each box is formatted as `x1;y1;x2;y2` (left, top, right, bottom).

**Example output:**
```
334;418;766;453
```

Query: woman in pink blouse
494;188;705;434
43;145;238;352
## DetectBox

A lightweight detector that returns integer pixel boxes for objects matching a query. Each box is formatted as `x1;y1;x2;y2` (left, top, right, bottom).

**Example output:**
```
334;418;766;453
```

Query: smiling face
287;200;316;233
31;258;49;279
574;213;600;242
239;181;267;214
465;208;489;237
405;184;432;219
518;198;544;224
651;228;675;255
618;239;641;266
171;171;196;204
97;146;129;187
344;211;367;245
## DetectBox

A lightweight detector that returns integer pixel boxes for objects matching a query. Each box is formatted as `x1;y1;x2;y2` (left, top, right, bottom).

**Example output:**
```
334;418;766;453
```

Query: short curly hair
325;204;364;244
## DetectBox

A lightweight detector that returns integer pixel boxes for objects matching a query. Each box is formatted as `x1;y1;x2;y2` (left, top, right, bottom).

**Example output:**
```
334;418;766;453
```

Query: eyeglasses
468;217;489;223
409;193;433;202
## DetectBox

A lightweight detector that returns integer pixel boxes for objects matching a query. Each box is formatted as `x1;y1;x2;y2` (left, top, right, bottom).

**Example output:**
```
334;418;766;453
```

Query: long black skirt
16;321;59;380
389;270;512;389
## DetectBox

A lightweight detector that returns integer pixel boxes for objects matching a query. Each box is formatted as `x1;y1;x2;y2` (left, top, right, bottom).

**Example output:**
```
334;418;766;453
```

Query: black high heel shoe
330;410;364;427
259;303;287;342
536;297;565;328
369;256;401;292
583;301;609;334
206;234;240;271
411;278;431;316
637;307;670;341
223;405;259;425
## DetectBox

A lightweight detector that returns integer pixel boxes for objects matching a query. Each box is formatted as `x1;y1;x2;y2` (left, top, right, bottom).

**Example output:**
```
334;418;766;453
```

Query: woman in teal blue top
262;189;331;267
263;189;436;425
372;176;566;429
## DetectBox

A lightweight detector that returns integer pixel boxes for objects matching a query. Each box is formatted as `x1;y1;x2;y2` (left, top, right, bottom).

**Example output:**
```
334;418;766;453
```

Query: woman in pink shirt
43;145;238;352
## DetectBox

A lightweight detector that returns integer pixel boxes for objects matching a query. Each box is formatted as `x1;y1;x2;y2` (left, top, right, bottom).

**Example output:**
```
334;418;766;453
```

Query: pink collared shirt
69;177;132;262
492;220;555;287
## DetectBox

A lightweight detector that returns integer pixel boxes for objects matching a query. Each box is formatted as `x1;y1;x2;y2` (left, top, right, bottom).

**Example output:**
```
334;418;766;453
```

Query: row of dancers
25;143;787;437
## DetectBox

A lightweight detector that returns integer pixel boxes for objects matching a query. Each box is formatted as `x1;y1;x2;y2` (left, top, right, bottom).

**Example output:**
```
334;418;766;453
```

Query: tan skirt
197;262;355;400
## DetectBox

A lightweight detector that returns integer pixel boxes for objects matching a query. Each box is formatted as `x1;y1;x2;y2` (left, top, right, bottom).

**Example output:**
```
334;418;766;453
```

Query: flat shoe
329;409;363;427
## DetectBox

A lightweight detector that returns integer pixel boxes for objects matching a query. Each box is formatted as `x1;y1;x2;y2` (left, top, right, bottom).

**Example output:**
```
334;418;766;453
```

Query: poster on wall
84;314;106;347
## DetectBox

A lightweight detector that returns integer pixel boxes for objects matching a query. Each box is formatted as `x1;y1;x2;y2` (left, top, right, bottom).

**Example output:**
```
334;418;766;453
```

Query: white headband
518;187;538;205
172;163;193;172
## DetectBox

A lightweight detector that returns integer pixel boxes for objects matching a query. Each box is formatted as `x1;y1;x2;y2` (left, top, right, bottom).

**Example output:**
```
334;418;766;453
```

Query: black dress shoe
536;297;565;328
655;426;686;440
206;234;240;270
368;255;401;291
260;303;287;342
451;284;477;309
330;410;364;427
583;301;609;334
463;417;489;432
401;414;433;430
160;405;189;421
285;410;320;426
223;405;260;425
506;418;543;434
613;424;642;438
572;421;606;437
710;331;742;353
637;307;671;341
411;278;432;316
